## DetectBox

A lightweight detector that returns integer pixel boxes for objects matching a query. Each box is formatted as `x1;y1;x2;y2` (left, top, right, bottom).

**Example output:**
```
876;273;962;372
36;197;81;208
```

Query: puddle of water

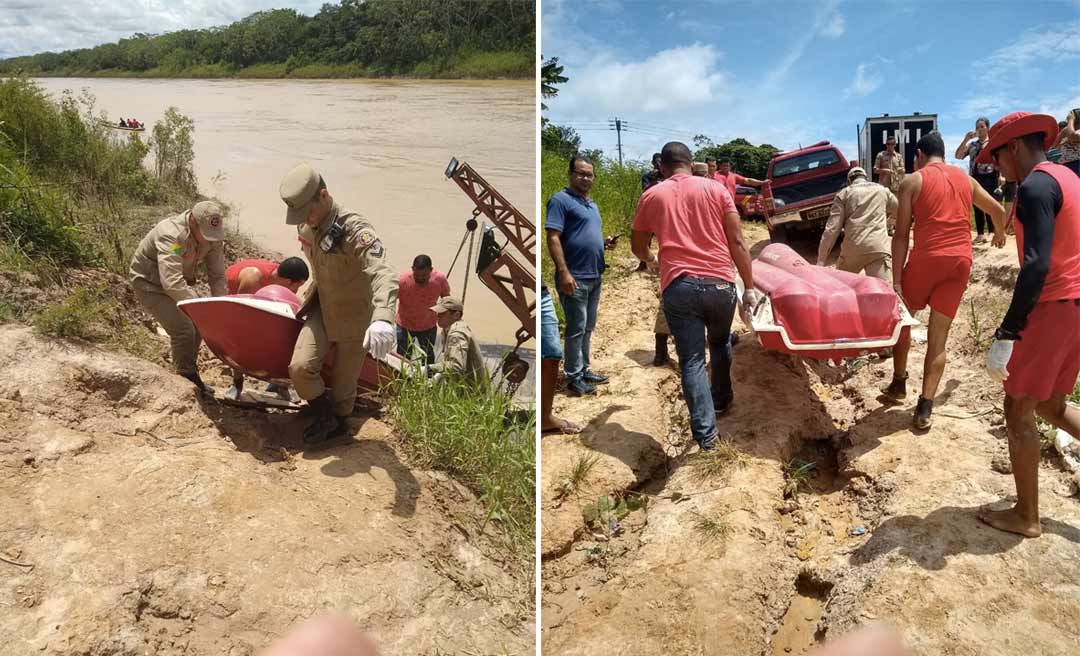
770;573;833;655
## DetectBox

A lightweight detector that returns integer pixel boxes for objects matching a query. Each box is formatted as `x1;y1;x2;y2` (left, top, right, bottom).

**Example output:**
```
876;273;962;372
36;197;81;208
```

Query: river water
35;78;535;345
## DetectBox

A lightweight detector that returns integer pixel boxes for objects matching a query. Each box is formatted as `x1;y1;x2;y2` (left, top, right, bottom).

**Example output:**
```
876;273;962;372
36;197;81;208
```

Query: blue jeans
557;277;602;382
663;277;737;446
540;288;562;360
396;325;437;364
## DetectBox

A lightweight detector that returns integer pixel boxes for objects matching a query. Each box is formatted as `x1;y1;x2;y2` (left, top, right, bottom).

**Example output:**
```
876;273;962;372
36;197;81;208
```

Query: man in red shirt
226;257;309;295
713;158;764;199
631;141;759;451
886;132;1006;430
978;112;1080;538
395;254;450;364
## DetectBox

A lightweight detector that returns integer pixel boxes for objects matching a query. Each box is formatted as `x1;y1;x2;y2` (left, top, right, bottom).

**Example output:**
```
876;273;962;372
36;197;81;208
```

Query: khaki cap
191;201;225;241
431;296;464;314
691;162;708;176
280;163;322;225
848;166;867;180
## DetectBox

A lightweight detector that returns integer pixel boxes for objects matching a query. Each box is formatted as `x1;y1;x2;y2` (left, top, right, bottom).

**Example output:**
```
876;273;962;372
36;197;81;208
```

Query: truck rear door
902;117;936;173
867;120;900;184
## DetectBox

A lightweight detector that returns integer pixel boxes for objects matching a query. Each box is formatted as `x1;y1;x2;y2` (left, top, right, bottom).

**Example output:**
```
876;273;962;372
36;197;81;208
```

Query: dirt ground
0;320;532;654
540;222;1080;655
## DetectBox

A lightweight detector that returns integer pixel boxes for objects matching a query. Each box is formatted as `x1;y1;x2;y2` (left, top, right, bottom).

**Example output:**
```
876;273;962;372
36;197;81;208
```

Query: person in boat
980;112;1080;538
226;257;309;295
631;141;759;451
427;296;486;387
885;131;1006;430
222;256;309;401
118;118;126;127
129;201;228;393
281;163;398;444
816;166;896;281
395;254;450;365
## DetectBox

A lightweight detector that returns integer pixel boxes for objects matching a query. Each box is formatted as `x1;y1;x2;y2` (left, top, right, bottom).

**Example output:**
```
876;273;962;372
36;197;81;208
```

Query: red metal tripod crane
444;158;536;384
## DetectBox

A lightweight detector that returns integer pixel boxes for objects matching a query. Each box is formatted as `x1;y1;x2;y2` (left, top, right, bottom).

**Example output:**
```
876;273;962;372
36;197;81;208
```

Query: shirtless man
979;112;1080;538
884;132;1006;430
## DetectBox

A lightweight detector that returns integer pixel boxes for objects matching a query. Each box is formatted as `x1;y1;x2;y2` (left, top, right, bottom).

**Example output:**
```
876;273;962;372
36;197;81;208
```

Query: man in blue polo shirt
545;155;608;396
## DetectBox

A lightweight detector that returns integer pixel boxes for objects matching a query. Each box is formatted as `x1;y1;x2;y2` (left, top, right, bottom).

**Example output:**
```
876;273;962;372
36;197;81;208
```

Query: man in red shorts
226;257;309;295
885;131;1006;429
978;112;1080;537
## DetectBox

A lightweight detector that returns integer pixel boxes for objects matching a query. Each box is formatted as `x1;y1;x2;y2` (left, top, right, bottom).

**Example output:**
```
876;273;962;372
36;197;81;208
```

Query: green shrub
33;285;117;340
388;366;535;559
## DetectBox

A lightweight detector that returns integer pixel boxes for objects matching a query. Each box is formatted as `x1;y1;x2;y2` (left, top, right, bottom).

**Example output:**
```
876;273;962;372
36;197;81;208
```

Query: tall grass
388;369;535;560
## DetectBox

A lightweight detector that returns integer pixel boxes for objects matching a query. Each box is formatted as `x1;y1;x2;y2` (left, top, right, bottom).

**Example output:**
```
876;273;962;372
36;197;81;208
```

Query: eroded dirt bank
0;323;532;655
541;224;1080;655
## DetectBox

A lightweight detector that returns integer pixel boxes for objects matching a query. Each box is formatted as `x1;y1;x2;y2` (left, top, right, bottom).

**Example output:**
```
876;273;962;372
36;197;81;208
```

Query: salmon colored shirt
911;162;974;261
713;171;746;198
226;259;278;295
1016;161;1080;302
632;172;738;291
396;269;450;332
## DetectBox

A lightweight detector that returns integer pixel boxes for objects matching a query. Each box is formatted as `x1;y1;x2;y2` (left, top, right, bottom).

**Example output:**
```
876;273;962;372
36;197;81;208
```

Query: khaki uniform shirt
297;202;397;342
431;319;486;384
819;179;896;260
129;212;226;301
874;150;905;194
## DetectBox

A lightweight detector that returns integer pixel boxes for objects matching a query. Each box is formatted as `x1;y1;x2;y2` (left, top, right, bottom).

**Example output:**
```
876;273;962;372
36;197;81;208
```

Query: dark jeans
396;325;437;364
662;276;737;446
973;173;998;235
557;277;602;383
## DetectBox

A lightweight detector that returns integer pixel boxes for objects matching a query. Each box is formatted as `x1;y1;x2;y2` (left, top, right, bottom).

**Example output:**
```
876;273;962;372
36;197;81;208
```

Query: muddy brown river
36;78;535;344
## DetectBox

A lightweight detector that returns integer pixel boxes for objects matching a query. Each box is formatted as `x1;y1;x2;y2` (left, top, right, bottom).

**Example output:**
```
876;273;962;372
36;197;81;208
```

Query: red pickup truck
760;141;854;243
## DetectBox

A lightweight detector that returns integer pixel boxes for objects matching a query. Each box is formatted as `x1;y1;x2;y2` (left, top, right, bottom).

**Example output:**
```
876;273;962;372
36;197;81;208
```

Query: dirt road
541;223;1080;655
0;324;531;655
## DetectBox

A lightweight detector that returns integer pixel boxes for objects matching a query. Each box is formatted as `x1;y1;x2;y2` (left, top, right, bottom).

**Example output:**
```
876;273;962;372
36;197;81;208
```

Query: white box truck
857;113;938;183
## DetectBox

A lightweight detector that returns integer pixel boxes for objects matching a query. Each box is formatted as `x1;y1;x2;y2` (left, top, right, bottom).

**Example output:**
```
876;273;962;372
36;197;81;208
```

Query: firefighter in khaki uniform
428;296;486;386
129;201;227;392
279;164;398;444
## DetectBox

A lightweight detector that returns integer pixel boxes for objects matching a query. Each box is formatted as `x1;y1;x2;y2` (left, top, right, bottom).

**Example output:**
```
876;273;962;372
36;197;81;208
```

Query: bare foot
541;417;584;435
979;506;1042;537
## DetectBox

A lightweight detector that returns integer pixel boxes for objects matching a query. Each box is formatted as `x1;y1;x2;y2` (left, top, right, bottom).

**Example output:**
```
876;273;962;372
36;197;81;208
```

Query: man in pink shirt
395;254;450;364
631;141;760;450
713;158;764;199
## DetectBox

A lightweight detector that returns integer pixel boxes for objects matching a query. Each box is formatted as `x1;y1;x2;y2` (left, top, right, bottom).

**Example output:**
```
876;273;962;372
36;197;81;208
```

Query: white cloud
553;44;728;115
986;20;1080;72
845;63;882;98
821;13;845;38
764;1;846;87
0;1;326;59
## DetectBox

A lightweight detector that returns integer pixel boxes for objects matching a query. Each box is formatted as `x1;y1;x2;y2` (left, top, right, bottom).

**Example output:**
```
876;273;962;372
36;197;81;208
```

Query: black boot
914;396;934;430
303;392;338;444
653;334;669;366
883;374;907;402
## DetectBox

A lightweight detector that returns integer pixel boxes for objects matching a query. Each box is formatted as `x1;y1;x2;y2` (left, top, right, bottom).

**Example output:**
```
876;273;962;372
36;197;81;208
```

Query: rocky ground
540;223;1080;655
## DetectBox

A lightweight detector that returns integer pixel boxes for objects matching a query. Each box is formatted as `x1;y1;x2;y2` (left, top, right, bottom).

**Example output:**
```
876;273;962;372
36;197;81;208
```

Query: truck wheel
769;223;789;244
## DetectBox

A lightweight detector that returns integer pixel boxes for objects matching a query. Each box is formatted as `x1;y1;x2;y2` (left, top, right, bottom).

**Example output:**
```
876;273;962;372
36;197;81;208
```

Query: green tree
542;122;581;160
541;56;567;111
695;137;780;180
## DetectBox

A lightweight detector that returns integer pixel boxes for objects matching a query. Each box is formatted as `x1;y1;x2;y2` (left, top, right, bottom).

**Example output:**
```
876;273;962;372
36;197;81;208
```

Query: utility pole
609;117;624;166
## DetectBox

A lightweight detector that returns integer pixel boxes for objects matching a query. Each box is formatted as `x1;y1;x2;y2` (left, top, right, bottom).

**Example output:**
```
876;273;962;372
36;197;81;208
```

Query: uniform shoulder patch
169;242;183;256
356;228;378;248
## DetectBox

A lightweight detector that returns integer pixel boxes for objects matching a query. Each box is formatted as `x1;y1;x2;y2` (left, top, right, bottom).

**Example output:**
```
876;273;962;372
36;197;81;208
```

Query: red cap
976;112;1060;164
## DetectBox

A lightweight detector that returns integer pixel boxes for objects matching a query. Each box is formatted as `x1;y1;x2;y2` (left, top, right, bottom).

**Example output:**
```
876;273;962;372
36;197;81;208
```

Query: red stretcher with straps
177;285;399;393
736;243;919;360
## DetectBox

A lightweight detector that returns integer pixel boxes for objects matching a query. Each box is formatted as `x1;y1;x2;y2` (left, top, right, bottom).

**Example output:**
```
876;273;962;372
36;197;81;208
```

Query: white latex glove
362;320;396;361
742;289;764;314
986;339;1014;382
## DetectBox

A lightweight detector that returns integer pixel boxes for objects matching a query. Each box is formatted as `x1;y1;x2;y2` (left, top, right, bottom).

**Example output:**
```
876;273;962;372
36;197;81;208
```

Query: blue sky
542;0;1080;169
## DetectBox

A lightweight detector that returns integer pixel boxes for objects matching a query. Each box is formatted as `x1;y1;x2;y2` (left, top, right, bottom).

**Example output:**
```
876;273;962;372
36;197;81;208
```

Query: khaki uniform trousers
837;252;892;282
133;284;201;374
289;306;368;417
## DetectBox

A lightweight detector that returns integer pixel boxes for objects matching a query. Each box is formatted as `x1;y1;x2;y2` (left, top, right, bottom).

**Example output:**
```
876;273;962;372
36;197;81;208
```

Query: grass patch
690;510;732;545
581;493;645;538
554;452;599;500
388;369;534;560
688;439;749;483
784;459;818;499
32;285;117;340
